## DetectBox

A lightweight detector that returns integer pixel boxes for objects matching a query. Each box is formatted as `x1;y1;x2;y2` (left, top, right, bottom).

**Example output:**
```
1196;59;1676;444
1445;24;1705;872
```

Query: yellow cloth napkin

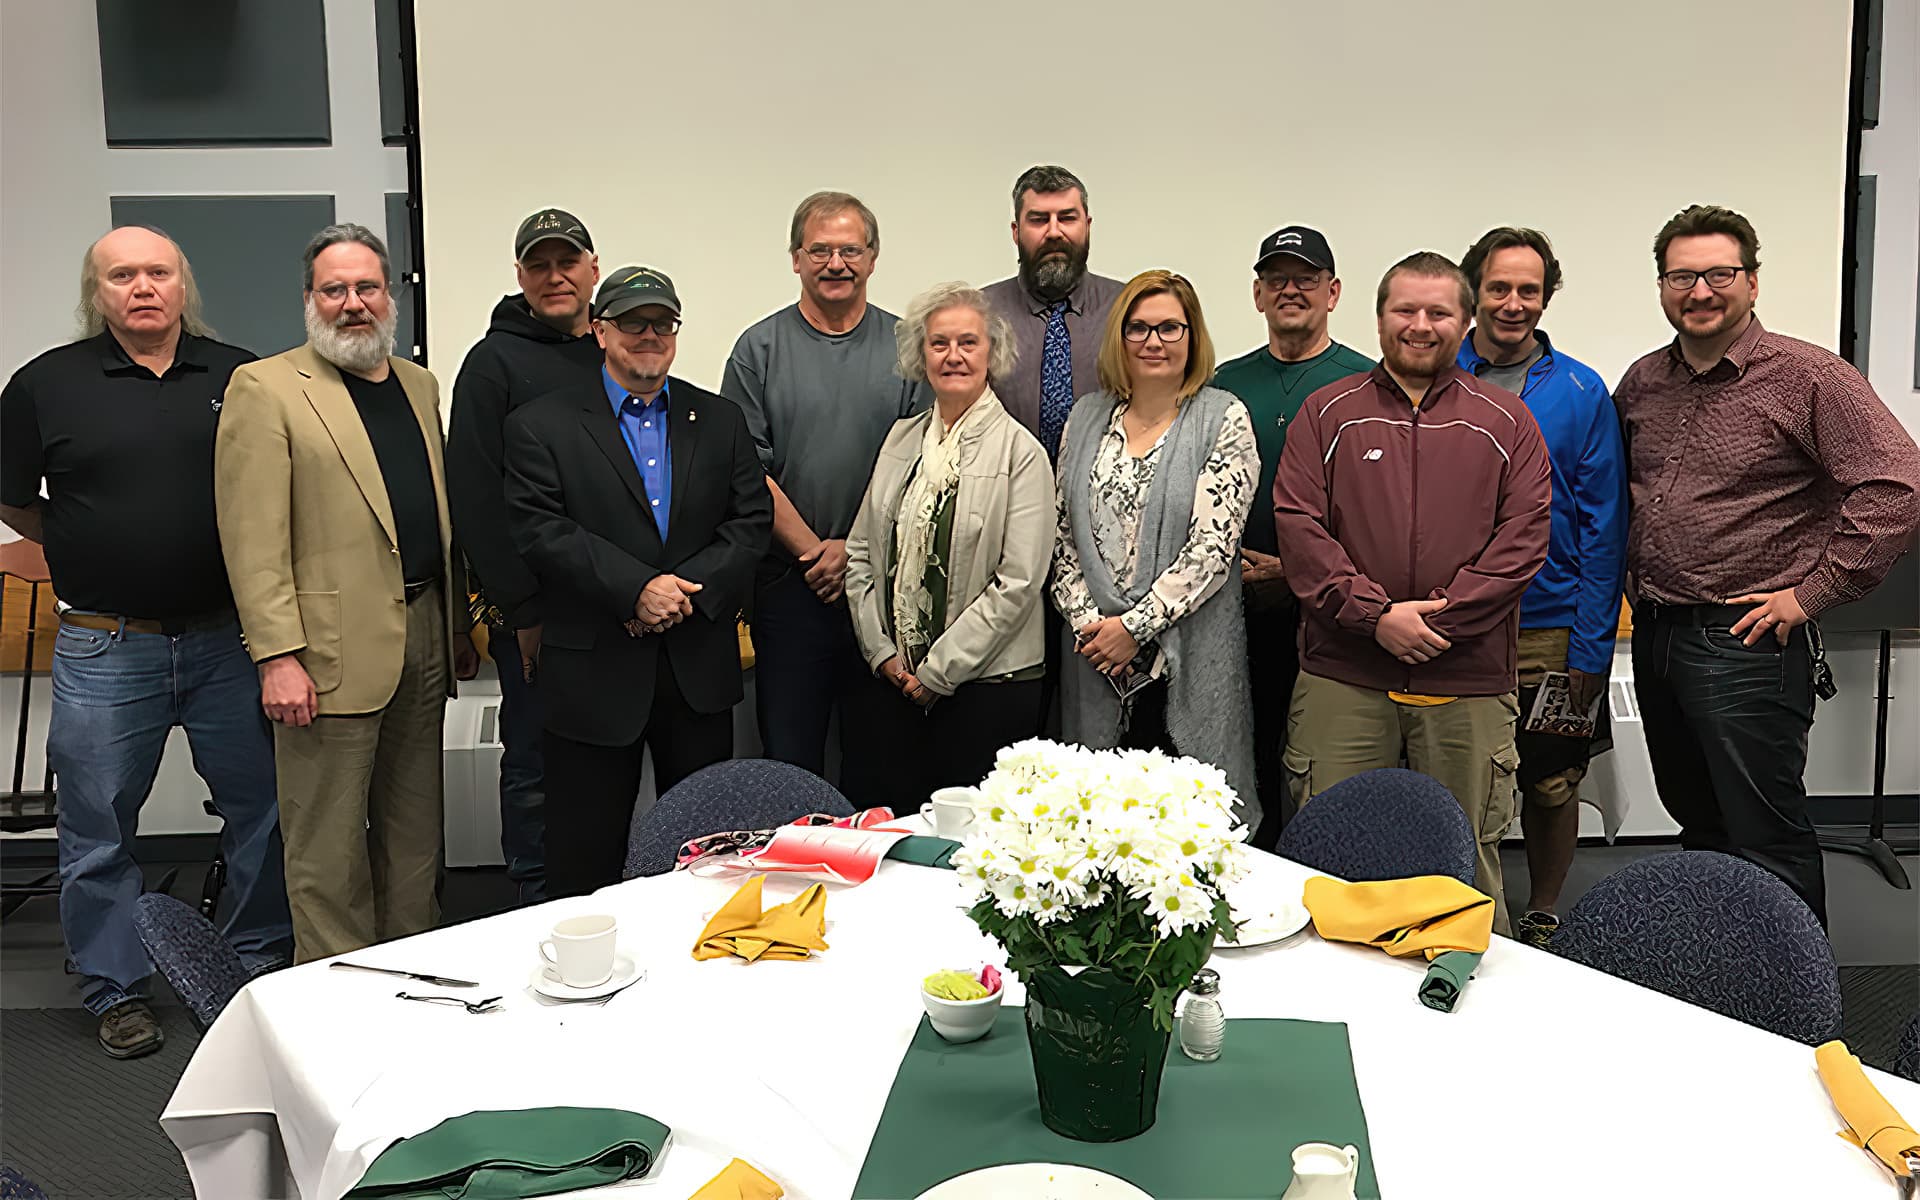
1815;1039;1920;1175
692;876;829;962
689;1157;783;1199
1302;875;1493;960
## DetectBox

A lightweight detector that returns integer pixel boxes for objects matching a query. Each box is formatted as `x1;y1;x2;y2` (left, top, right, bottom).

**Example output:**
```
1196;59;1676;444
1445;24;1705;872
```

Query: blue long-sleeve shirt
1458;330;1627;675
603;366;672;540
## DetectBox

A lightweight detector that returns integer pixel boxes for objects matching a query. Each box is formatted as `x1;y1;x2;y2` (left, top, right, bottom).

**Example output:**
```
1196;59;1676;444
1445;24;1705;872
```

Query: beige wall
417;0;1852;397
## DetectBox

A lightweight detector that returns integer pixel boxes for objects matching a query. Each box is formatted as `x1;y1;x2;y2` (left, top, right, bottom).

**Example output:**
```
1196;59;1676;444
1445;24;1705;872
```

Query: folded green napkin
885;835;961;869
346;1107;669;1199
1417;950;1483;1013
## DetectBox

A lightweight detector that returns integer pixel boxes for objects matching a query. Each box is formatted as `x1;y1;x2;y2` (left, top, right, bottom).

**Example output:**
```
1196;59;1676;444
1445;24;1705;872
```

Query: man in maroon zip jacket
1274;251;1551;930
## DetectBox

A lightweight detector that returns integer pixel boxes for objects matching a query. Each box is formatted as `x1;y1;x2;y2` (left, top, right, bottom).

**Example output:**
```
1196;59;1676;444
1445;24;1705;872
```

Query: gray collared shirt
982;271;1124;449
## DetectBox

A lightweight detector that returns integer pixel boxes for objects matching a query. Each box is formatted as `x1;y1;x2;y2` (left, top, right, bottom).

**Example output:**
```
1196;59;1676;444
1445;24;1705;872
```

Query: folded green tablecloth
1418;950;1483;1013
346;1107;669;1199
885;835;961;869
854;1012;1379;1199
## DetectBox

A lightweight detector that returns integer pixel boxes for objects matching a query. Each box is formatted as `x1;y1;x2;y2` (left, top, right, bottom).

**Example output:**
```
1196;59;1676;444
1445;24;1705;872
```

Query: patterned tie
1038;298;1073;461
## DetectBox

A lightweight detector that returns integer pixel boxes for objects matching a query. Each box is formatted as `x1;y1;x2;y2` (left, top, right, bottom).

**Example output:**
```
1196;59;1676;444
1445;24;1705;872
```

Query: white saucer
529;952;642;1001
915;1163;1151;1199
1216;898;1311;948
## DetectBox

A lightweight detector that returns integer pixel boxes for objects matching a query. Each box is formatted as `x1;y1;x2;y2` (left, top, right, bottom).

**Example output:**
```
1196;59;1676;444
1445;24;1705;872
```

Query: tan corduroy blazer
216;343;457;715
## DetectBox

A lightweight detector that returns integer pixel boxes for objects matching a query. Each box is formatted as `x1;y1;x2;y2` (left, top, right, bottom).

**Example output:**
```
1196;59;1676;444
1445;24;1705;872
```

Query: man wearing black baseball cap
504;266;771;897
447;207;603;904
1213;225;1373;847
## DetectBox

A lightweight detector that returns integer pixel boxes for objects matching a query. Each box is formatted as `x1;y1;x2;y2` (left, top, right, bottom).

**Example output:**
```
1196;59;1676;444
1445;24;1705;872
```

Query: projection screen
416;0;1854;398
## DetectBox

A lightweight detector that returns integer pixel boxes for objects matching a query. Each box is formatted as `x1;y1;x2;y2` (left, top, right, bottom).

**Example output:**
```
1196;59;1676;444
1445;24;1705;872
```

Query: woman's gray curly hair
893;281;1017;384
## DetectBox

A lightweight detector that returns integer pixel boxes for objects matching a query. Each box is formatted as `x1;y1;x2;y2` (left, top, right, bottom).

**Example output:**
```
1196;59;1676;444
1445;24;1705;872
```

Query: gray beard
306;301;397;374
1018;242;1090;302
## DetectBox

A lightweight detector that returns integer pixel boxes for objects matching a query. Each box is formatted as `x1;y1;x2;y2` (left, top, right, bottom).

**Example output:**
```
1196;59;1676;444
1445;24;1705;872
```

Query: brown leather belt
60;608;237;637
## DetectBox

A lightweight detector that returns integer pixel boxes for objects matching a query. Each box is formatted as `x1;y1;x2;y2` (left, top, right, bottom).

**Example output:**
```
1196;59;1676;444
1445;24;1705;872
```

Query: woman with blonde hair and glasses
1053;270;1261;824
842;282;1056;805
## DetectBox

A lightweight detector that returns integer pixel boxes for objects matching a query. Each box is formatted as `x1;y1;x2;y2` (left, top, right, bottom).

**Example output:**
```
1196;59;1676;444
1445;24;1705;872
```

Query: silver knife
330;961;478;988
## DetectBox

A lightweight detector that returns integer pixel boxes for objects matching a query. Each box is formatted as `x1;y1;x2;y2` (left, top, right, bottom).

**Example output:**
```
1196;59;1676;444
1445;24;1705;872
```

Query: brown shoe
98;999;164;1059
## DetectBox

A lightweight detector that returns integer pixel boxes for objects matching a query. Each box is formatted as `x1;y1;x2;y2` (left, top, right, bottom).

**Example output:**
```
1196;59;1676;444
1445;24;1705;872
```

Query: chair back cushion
1275;768;1477;884
625;759;855;879
132;891;249;1033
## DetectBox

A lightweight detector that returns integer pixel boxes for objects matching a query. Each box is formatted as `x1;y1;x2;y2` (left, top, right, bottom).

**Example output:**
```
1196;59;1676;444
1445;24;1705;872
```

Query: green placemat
884;835;961;869
853;1012;1379;1199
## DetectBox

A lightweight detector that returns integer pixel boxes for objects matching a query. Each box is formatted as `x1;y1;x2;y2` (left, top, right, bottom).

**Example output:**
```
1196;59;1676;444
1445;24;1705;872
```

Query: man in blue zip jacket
1457;227;1627;948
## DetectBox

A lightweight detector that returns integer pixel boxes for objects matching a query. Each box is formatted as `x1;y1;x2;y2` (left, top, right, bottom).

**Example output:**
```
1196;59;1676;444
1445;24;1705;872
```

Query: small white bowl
919;982;1003;1043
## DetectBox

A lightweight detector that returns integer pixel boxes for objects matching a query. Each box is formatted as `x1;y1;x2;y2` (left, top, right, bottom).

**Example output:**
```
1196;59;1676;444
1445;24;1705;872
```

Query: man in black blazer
506;266;772;897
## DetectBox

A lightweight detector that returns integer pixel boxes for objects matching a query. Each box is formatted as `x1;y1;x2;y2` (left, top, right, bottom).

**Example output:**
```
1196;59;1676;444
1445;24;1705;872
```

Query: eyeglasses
1659;266;1747;291
1122;320;1190;344
1258;272;1327;293
313;280;396;303
802;244;869;264
605;314;682;336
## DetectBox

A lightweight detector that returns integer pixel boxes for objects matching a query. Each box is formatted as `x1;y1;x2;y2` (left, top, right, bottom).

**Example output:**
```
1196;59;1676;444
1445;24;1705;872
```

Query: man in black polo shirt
448;208;603;905
0;225;292;1059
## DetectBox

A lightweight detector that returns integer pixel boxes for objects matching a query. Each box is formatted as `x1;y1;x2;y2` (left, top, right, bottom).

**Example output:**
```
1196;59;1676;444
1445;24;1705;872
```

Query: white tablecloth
162;845;1920;1199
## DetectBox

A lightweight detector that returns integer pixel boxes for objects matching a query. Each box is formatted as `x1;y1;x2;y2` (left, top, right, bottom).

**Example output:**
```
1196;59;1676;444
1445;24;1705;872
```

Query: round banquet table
161;831;1920;1198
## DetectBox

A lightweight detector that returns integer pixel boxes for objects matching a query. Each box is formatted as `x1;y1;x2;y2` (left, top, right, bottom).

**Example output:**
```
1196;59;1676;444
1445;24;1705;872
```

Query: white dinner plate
1215;897;1311;948
528;952;642;1001
914;1162;1153;1199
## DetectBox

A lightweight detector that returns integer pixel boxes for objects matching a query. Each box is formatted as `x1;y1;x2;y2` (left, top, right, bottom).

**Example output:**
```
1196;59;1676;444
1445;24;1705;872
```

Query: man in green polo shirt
1214;225;1373;847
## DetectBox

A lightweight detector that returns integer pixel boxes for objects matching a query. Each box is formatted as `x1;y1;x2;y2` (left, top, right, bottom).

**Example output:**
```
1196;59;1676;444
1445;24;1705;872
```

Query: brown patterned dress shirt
1614;316;1920;616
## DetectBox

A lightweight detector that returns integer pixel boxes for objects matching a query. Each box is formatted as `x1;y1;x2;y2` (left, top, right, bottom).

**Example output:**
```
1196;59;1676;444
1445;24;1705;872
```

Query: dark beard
1018;240;1090;301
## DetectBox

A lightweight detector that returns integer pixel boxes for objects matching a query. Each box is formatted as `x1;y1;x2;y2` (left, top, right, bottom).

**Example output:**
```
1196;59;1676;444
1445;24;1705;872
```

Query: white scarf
891;389;1001;668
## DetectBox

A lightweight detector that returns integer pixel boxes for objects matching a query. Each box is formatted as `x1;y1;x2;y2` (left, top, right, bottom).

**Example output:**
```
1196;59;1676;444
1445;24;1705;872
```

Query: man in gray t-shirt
720;190;926;787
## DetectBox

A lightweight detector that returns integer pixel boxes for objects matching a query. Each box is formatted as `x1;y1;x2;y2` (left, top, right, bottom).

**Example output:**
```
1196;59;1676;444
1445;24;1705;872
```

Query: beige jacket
845;392;1055;695
216;344;457;715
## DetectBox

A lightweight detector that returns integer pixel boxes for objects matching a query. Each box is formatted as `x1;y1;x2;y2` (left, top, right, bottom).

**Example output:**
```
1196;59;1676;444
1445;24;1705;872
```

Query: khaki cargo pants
1284;672;1519;935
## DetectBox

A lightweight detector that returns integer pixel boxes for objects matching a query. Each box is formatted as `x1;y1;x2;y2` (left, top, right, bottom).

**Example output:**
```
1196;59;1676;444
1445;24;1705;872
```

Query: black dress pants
842;672;1045;812
543;654;732;898
1631;603;1825;925
1245;592;1300;849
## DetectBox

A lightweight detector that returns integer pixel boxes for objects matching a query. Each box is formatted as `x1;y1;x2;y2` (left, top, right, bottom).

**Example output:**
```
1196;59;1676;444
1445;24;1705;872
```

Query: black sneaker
1515;910;1560;949
98;999;164;1059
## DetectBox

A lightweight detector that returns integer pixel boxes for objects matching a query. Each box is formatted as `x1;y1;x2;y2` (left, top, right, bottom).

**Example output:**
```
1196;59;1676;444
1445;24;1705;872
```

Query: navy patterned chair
132;891;249;1033
0;1165;49;1200
1894;1012;1920;1083
624;759;855;879
1274;768;1476;885
1552;851;1841;1045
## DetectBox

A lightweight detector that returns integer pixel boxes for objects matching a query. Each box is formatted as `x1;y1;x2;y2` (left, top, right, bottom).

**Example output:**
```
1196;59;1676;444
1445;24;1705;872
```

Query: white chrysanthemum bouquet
951;739;1252;1029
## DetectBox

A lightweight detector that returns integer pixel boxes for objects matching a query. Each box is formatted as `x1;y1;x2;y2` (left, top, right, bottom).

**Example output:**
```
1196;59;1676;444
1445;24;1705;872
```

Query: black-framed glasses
1122;320;1189;344
803;244;869;264
1659;266;1747;291
605;314;682;337
314;280;399;303
1258;272;1327;293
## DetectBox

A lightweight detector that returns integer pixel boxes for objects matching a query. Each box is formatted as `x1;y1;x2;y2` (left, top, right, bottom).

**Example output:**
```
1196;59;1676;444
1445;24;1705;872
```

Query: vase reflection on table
951;739;1252;1142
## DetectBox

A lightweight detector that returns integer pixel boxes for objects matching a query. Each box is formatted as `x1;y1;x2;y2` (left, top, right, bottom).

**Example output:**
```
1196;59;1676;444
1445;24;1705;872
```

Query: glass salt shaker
1178;968;1224;1062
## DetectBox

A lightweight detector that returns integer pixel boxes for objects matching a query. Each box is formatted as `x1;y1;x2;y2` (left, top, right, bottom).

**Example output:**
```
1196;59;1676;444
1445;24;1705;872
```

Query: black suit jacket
505;374;772;746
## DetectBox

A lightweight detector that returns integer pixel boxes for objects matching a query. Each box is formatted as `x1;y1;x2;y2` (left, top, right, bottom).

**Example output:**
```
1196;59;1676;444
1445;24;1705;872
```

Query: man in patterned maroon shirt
1615;204;1920;925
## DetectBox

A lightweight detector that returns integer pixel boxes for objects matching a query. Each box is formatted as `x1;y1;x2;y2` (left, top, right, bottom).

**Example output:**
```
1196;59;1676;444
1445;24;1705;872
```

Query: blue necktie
1038;298;1073;461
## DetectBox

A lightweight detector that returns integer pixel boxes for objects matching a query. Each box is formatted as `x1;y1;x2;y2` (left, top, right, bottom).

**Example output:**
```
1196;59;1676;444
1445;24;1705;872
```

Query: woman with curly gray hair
841;282;1056;804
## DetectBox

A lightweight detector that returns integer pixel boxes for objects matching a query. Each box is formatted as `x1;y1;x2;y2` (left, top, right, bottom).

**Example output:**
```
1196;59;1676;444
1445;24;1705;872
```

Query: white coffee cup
539;914;618;988
920;787;978;838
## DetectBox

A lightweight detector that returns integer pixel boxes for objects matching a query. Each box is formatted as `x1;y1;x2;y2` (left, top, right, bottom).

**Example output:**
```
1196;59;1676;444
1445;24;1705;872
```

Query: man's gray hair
75;225;216;339
1011;165;1089;218
787;191;879;255
893;281;1016;384
302;223;393;290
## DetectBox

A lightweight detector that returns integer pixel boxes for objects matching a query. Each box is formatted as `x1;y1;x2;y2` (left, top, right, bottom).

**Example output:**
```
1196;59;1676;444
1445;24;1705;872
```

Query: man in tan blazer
217;223;476;961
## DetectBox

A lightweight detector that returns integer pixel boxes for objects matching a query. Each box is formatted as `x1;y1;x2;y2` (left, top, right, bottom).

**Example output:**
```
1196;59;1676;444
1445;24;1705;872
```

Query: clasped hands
629;574;702;636
878;655;937;708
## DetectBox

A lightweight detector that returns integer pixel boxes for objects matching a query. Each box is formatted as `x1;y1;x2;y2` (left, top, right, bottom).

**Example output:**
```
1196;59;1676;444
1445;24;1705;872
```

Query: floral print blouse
1051;397;1259;647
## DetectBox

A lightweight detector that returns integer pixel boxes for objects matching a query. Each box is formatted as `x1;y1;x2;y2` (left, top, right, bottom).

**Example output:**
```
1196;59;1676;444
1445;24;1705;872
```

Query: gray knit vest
1058;386;1259;826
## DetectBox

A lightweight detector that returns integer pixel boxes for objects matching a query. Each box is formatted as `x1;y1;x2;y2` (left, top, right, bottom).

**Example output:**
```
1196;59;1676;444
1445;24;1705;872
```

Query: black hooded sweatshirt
447;294;604;628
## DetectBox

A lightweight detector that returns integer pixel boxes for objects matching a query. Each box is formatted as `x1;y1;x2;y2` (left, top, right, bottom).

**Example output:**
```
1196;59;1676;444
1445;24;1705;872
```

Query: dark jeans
48;619;291;1012
1631;603;1825;925
543;654;731;899
842;673;1045;811
487;625;545;905
1245;590;1300;849
1121;679;1172;755
752;568;868;785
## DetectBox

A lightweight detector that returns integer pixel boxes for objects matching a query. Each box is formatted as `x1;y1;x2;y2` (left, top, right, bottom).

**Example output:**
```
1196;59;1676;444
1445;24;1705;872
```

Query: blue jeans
48;618;292;1014
488;625;545;904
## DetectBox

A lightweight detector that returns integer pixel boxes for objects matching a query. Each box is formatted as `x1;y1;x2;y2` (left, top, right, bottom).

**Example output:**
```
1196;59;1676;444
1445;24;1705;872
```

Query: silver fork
396;990;502;1014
